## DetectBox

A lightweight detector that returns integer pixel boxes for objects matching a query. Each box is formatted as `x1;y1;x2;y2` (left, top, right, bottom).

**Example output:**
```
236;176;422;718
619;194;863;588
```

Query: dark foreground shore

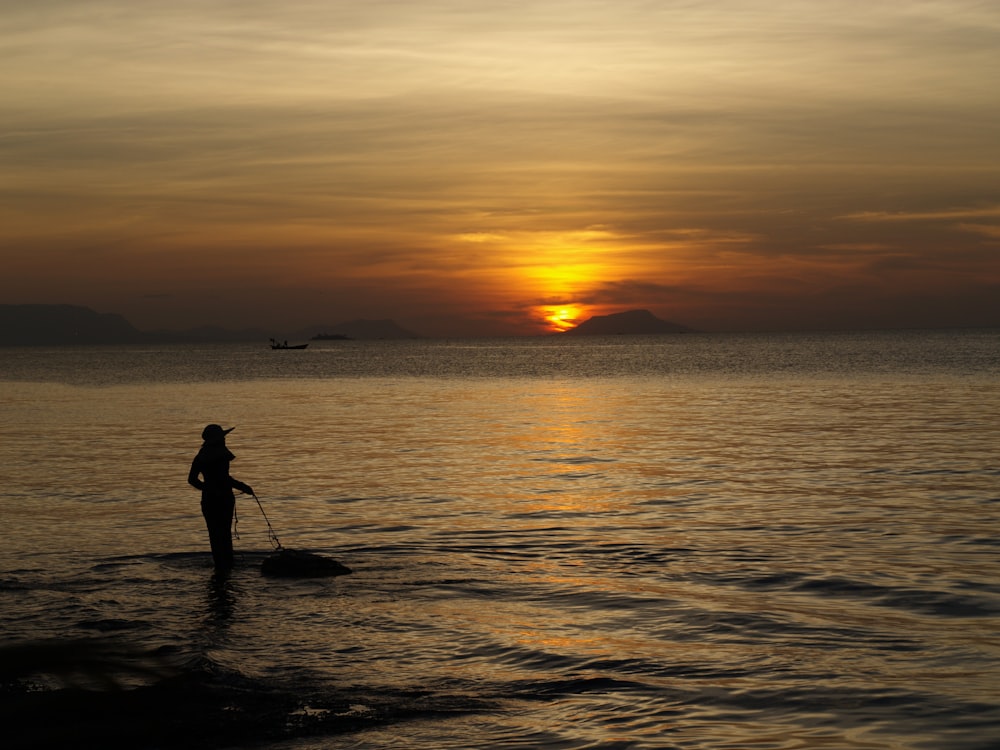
2;639;489;749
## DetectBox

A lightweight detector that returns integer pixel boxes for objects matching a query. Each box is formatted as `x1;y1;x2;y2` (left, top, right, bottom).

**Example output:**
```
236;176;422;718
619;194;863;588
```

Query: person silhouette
187;424;254;571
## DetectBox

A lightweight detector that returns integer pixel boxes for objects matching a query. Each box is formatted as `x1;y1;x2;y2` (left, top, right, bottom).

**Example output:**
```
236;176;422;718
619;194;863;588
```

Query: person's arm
231;478;254;495
187;458;205;490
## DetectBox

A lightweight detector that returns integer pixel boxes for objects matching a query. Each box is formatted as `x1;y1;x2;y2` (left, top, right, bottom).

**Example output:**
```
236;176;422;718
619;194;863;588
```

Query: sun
542;304;585;333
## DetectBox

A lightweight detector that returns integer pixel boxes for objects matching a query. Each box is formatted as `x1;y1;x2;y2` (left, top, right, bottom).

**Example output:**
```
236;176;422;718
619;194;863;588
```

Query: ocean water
1;331;999;749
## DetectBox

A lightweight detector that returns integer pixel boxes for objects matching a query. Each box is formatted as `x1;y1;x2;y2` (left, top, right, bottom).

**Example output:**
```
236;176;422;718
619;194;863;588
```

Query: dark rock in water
261;549;352;578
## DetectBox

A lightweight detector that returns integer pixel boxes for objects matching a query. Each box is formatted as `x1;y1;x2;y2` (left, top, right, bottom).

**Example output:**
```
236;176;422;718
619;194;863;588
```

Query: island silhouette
561;309;694;335
0;304;692;345
0;305;420;345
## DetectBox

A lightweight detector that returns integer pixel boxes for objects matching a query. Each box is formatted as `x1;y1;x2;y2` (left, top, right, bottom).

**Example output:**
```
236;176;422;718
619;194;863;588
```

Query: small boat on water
270;338;308;350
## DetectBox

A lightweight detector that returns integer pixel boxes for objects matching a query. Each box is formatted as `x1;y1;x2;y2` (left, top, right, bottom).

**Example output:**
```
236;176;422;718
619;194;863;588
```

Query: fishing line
251;492;283;550
243;492;351;578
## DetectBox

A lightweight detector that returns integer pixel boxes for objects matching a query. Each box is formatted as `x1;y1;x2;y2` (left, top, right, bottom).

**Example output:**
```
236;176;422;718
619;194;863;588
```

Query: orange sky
2;1;999;336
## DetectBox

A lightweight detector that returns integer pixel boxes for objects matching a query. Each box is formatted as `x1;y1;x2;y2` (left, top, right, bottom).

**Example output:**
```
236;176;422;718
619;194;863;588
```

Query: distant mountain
0;304;422;345
293;319;420;340
0;304;148;345
562;309;694;335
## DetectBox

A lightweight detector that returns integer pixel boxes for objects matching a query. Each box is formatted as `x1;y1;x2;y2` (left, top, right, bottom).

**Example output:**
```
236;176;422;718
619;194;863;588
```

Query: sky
2;0;999;336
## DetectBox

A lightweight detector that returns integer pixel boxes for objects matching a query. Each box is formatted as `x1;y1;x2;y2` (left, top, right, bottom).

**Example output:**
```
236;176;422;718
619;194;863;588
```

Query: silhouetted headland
561;309;695;335
0;305;421;346
0;304;148;346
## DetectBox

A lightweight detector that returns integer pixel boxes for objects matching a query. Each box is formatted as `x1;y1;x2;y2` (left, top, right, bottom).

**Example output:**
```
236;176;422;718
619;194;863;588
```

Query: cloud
842;206;1000;223
818;243;897;252
2;1;999;334
578;279;685;306
958;223;1000;240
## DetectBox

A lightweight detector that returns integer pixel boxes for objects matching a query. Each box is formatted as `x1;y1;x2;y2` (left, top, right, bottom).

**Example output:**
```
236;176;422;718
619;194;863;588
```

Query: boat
270;338;308;350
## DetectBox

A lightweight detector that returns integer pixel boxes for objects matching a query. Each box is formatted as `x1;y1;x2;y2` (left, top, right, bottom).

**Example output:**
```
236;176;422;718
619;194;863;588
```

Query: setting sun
542;304;586;333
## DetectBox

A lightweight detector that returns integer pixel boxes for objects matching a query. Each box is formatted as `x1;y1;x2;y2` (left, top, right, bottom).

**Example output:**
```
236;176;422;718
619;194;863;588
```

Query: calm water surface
1;332;999;749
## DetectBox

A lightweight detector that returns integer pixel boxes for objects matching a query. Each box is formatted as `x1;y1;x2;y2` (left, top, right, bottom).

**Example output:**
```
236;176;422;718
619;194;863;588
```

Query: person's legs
201;495;235;570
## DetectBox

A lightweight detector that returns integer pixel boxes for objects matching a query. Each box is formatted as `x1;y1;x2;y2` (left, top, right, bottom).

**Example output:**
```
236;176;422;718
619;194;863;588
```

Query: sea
1;330;999;749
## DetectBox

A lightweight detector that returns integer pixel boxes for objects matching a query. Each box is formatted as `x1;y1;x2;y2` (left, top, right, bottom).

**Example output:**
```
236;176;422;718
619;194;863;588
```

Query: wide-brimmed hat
202;424;235;442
